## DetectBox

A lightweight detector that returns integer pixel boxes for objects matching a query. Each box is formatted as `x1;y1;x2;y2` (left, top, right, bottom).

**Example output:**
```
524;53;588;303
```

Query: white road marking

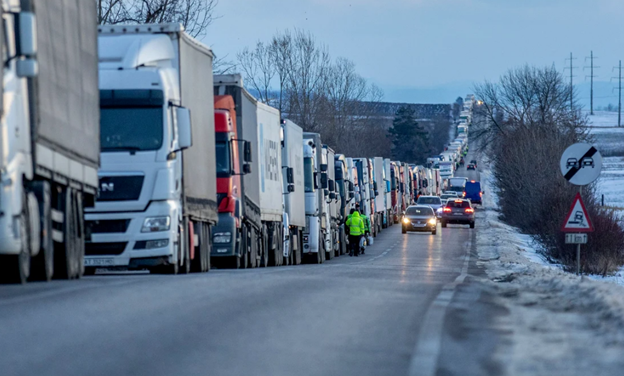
408;239;472;376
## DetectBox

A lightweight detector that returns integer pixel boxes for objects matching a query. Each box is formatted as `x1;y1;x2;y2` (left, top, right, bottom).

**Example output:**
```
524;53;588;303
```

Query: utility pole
565;53;577;111
584;51;599;115
612;61;622;127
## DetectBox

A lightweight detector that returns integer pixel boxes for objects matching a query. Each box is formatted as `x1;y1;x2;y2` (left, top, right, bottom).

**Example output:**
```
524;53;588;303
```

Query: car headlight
402;217;410;224
428;218;437;225
141;216;170;232
213;232;232;244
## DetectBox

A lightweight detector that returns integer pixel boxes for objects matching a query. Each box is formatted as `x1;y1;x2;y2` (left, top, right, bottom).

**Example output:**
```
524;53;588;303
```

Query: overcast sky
204;0;624;103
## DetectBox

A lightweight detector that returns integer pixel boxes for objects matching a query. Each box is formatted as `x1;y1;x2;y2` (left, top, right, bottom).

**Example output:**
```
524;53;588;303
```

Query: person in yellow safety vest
354;203;371;255
345;210;365;257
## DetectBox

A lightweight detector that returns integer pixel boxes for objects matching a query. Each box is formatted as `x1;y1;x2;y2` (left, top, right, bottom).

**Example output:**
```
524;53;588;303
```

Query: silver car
416;196;443;215
402;206;437;235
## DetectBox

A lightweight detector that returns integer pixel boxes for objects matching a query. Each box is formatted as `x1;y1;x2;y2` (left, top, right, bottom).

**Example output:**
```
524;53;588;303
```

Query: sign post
560;143;601;275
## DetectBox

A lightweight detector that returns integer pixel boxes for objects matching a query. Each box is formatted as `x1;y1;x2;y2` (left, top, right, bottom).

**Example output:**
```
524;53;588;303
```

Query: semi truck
281;120;305;265
0;0;100;283
302;133;327;263
323;145;339;259
335;154;353;256
354;158;376;237
373;157;387;230
86;24;216;274
213;74;284;268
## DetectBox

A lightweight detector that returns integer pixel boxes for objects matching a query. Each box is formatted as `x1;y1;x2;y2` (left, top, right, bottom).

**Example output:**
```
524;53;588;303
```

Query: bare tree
97;0;218;38
237;42;277;105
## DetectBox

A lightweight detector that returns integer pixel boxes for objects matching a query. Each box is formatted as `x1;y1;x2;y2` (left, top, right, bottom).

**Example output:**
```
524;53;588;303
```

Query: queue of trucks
0;1;477;283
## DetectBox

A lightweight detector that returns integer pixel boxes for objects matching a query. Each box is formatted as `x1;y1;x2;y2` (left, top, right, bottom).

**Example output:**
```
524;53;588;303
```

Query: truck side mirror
286;167;294;184
373;181;378;191
243;163;252;174
176;107;192;150
16;12;37;57
320;163;328;172
328;179;335;192
329;192;336;200
349;192;355;199
374;190;379;197
243;141;252;163
314;172;319;190
16;59;37;78
320;173;328;189
288;184;295;193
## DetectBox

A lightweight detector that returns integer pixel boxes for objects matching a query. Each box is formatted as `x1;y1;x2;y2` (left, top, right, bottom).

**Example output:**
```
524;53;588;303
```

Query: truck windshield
216;142;231;177
100;107;163;152
304;158;314;192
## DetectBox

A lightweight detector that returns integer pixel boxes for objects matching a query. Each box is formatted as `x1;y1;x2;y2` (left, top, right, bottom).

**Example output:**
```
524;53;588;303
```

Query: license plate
85;258;115;266
454;213;463;216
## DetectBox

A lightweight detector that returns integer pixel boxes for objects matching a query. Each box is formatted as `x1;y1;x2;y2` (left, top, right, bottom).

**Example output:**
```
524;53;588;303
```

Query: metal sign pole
577;185;582;275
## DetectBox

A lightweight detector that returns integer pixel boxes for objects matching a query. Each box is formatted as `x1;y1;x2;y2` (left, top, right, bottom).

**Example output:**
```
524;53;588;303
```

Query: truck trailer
281;120;305;265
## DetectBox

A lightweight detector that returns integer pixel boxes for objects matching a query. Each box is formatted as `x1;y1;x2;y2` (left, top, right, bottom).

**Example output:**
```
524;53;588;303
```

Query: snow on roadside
475;164;624;376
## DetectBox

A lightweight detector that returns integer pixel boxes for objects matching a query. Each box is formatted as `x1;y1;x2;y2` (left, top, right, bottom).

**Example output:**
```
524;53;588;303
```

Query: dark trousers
348;235;361;255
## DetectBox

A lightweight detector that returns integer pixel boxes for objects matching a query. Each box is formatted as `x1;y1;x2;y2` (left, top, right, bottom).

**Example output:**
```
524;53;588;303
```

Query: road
0;167;504;376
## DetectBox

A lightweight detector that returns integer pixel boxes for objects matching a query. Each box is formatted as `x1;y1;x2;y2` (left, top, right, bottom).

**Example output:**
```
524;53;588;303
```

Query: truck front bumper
84;200;180;269
210;213;237;258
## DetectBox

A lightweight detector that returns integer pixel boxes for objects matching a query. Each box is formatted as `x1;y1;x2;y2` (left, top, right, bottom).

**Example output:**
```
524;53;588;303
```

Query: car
402;205;437;235
463;180;482;204
441;199;475;228
470;159;478;168
467;163;476;170
416;195;443;213
440;193;457;201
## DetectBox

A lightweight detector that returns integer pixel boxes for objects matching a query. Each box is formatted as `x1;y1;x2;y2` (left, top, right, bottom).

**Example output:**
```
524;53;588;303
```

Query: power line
584;51;599;115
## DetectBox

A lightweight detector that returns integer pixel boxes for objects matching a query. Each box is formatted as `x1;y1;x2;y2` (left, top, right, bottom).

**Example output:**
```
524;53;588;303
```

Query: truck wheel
54;188;79;279
0;192;31;284
31;183;54;281
260;227;269;267
179;223;191;274
248;228;258;268
441;221;447;228
470;222;475;229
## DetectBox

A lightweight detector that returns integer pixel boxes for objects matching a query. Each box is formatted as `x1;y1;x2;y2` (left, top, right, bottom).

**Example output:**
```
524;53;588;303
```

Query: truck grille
86;219;130;234
85;242;127;255
97;176;144;202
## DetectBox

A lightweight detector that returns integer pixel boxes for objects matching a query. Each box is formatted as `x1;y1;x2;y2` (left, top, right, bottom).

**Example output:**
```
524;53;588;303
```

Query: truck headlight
213;232;232;244
141;216;170;232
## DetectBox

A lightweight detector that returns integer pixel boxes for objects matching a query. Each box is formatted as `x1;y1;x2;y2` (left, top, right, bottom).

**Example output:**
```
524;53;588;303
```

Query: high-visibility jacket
345;212;365;236
362;215;371;232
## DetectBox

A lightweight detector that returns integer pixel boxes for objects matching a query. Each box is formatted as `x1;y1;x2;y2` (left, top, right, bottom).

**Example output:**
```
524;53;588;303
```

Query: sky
203;0;624;105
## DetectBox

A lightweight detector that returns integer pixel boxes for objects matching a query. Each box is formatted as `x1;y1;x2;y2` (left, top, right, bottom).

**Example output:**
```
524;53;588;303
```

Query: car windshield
406;206;433;216
441;194;455;200
417;197;441;205
101;107;164;152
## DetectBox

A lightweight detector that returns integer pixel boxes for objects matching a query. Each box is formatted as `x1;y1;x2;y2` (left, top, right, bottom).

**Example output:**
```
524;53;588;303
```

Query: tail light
479;192;483;197
462;192;466;197
443;207;452;213
465;208;474;213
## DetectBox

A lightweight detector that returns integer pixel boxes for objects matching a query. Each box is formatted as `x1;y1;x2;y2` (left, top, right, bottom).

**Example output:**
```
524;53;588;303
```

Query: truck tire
441;221;447;228
191;223;210;273
179;222;191;274
54;188;80;279
248;227;258;268
240;228;248;270
260;226;269;267
31;182;54;281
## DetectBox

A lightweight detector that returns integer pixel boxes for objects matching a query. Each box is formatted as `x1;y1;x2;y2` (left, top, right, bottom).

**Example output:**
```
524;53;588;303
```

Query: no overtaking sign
560;143;602;186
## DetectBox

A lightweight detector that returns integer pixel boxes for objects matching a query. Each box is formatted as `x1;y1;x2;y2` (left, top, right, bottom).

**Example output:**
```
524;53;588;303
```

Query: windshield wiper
102;146;144;153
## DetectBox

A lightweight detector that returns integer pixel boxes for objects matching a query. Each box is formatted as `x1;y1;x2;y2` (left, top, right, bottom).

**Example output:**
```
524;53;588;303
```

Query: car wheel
470;222;475;229
402;227;406;234
432;230;437;235
441;221;447;228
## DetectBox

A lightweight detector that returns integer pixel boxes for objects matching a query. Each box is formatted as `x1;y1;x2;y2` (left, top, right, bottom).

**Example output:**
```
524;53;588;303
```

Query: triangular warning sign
561;193;594;233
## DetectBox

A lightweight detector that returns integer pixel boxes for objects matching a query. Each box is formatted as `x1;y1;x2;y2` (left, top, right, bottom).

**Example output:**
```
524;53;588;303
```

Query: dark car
470;159;478;168
467;163;476;170
441;199;475;228
463;180;482;204
402;205;437;235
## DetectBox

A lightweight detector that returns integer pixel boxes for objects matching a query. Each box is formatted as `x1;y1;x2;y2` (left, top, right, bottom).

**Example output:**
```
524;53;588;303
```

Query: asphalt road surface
0;168;503;376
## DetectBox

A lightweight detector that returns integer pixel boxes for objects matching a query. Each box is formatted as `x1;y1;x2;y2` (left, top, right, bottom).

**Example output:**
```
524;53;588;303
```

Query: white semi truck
281;120;305;265
86;24;216;274
0;0;100;283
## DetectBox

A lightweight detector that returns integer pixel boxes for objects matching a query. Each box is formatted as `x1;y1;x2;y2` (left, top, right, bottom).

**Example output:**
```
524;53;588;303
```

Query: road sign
560;143;602;186
565;233;588;244
562;193;594;233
